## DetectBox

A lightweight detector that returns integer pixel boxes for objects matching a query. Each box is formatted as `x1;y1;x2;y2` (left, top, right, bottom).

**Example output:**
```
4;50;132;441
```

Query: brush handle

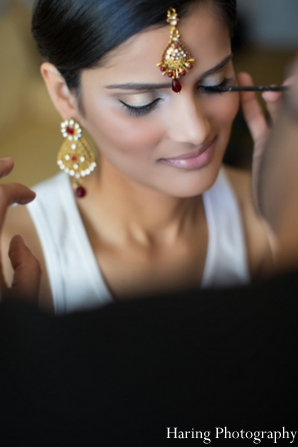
204;85;290;93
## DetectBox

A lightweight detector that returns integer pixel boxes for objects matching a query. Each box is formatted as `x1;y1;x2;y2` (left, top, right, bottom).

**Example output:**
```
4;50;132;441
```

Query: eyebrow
199;53;233;79
105;54;234;91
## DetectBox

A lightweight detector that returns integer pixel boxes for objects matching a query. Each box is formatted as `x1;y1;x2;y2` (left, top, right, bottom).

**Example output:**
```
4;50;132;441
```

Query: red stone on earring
172;79;182;93
67;126;74;135
75;186;87;198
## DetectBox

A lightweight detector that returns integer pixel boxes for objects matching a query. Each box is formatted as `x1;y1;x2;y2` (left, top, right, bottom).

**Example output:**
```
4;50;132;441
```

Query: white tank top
27;170;249;314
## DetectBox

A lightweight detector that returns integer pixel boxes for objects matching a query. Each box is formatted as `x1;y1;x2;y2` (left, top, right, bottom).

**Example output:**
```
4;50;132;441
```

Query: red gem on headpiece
156;8;195;95
172;79;182;93
67;126;74;135
71;155;78;162
75;186;87;198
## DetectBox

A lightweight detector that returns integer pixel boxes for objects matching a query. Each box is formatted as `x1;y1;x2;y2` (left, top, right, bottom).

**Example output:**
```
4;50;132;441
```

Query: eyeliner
204;85;290;93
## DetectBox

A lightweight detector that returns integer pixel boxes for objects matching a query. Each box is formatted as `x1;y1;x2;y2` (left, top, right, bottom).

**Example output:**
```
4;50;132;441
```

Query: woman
1;0;279;313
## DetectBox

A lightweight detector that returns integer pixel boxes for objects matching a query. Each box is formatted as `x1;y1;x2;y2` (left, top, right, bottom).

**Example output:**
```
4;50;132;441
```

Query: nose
167;92;211;146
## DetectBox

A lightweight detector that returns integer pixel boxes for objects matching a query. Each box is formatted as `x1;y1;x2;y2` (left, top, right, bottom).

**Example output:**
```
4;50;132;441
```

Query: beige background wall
0;0;60;186
0;1;296;186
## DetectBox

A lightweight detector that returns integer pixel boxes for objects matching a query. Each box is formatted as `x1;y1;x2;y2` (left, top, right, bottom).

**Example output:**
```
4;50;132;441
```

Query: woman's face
77;3;239;197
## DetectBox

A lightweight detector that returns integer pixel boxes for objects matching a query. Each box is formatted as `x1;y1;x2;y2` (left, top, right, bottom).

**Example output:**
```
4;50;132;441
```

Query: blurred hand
237;72;288;209
0;158;41;304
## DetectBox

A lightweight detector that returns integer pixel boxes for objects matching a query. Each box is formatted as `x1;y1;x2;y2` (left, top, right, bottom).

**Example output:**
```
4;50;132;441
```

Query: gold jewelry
157;7;195;94
57;119;96;198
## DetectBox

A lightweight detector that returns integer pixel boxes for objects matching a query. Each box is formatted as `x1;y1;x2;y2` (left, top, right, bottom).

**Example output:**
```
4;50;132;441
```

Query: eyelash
119;98;161;117
119;78;233;117
199;78;233;94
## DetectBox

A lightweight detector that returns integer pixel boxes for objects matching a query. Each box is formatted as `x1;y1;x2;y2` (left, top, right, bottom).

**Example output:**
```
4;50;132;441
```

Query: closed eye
119;98;161;117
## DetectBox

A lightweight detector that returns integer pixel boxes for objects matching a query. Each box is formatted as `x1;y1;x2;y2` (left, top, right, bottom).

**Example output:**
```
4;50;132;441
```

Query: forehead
83;4;231;85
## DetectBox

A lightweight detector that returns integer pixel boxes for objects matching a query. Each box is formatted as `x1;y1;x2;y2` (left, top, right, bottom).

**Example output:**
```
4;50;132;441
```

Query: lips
159;137;216;170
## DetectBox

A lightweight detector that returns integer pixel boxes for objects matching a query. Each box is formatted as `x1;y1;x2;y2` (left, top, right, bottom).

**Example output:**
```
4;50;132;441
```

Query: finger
8;235;41;304
0;183;36;207
0;158;14;179
0;183;36;229
261;92;282;125
237;72;269;146
262;76;295;125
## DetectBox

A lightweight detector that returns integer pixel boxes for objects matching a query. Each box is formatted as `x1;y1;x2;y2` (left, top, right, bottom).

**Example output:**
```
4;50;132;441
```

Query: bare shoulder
223;165;273;279
1;204;54;311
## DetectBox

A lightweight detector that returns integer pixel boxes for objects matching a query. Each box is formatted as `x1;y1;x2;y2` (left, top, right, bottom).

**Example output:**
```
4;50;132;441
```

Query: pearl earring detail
57;119;96;198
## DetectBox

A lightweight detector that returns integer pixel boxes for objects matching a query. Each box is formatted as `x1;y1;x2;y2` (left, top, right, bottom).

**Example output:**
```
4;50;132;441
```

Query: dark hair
32;0;237;92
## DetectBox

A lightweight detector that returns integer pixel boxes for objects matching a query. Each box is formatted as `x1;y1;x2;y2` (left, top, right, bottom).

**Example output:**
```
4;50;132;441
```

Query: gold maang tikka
57;119;97;198
157;7;195;94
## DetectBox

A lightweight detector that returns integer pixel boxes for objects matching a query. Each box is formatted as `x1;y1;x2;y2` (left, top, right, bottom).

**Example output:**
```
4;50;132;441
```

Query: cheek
211;94;240;126
86;104;164;155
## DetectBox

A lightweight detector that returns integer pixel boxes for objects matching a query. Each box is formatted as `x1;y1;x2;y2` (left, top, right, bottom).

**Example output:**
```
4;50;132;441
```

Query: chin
160;162;223;198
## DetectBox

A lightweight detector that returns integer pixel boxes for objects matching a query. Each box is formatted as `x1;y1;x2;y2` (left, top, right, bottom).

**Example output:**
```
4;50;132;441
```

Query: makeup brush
204;85;290;93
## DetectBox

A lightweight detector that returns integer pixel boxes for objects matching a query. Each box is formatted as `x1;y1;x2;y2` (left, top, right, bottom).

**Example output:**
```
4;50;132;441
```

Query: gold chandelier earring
157;7;195;94
57;119;97;198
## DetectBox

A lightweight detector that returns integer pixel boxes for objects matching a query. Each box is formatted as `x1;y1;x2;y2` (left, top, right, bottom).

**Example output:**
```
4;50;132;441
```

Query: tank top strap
27;173;113;313
201;168;250;288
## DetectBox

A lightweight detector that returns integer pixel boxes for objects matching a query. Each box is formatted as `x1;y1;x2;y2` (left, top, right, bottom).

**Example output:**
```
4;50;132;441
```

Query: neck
81;157;204;246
